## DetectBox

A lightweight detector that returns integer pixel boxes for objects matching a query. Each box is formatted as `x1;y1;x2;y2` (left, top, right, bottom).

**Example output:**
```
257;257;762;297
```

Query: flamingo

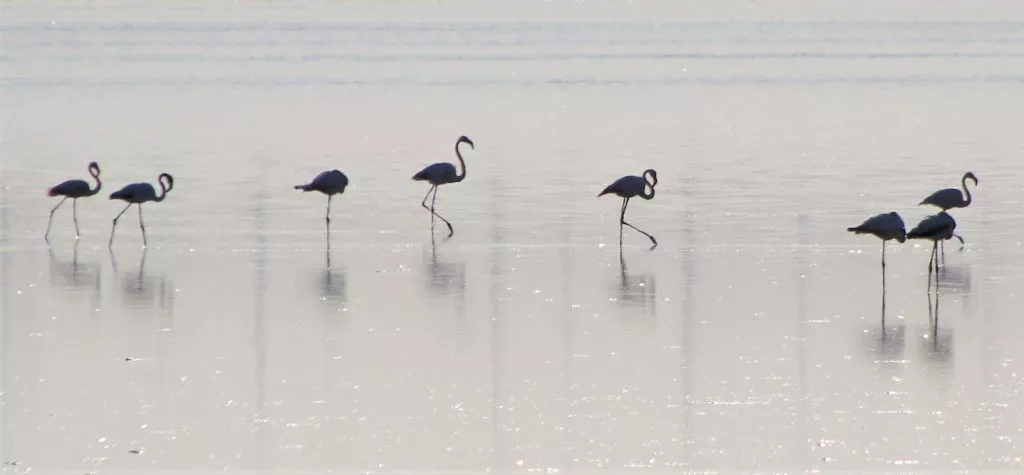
45;161;102;240
295;169;349;225
108;173;174;248
920;171;977;257
598;169;658;247
412;135;474;237
847;211;906;268
907;211;956;274
920;172;978;211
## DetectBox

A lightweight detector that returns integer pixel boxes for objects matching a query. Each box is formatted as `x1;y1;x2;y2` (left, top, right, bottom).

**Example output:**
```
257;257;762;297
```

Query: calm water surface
3;1;1024;473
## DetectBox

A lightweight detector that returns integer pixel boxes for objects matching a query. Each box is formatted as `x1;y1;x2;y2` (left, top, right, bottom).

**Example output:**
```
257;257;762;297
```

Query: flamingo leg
881;248;887;306
326;194;332;225
137;248;148;291
325;195;332;250
620;197;657;247
138;204;147;248
72;199;81;238
45;197;68;241
420;185;435;210
928;241;935;273
421;185;437;228
927;241;936;292
427;185;454;237
109;203;132;248
618;197;627;246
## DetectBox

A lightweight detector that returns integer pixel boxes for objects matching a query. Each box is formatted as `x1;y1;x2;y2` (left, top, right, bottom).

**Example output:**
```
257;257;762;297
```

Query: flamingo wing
919;188;963;209
49;179;91;198
110;183;156;203
848;212;906;242
908;213;956;240
598;175;643;198
413;162;457;184
312;170;349;194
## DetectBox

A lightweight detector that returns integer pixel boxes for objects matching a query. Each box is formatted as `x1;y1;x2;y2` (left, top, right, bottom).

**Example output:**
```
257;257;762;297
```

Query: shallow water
3;1;1024;473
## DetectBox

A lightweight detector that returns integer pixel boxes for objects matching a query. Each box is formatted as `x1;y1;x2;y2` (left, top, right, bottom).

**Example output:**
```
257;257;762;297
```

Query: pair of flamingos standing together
46;136;660;247
45;162;174;247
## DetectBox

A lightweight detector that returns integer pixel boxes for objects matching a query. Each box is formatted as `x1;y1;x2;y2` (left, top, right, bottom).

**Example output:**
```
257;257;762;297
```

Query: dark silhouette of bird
108;173;174;248
848;212;906;268
295;169;349;225
598;169;658;247
908;211;956;274
920;171;977;257
45;161;102;240
412;135;474;237
920;172;978;211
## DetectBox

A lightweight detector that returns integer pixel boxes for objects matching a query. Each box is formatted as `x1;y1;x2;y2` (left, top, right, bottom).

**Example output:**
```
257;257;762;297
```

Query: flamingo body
413;162;458;185
295;169;348;195
848;212;906;243
49;179;94;198
110;182;160;203
908;212;956;242
599;175;650;199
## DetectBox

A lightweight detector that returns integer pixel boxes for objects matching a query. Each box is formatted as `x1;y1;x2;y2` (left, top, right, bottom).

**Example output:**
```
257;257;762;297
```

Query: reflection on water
47;241;100;296
424;234;466;297
923;286;954;368
865;288;907;365
251;186;269;469
614;251;657;314
109;248;175;311
321;248;346;302
937;263;973;295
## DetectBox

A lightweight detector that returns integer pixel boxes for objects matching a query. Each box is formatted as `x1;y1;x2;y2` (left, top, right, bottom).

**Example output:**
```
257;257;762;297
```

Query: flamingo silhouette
45;161;101;240
847;212;906;269
412;136;474;237
598;169;658;247
920;172;977;258
920;172;978;211
908;211;957;275
108;173;174;248
295;169;349;225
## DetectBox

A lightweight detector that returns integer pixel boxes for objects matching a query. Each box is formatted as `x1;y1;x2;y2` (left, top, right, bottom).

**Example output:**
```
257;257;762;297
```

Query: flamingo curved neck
961;174;973;207
641;171;656;199
89;170;102;196
455;142;467;182
155;175;173;202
